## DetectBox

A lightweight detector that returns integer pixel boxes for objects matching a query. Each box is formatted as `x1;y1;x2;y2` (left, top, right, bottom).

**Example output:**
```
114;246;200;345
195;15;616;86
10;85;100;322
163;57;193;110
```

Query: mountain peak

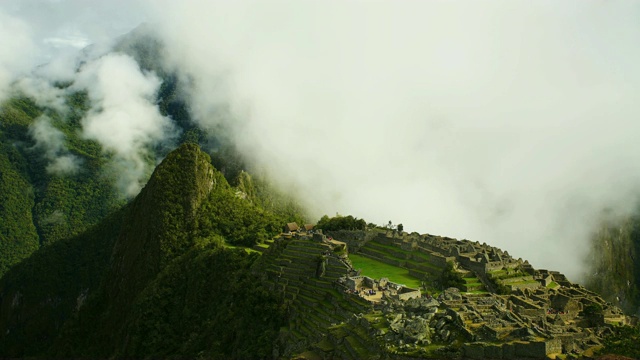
107;143;215;300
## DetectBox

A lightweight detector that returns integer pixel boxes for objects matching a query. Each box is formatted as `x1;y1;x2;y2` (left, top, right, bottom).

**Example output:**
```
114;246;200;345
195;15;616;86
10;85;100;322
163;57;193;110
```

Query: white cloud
15;77;68;112
148;0;640;280
0;9;37;101
74;53;176;197
30;115;81;175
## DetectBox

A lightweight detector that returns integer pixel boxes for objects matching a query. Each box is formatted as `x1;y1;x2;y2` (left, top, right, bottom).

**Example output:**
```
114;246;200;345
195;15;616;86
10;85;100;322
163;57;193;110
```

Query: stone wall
324;230;376;252
461;257;489;275
346;276;363;291
510;282;541;291
463;339;561;359
396;287;421;301
424;250;454;268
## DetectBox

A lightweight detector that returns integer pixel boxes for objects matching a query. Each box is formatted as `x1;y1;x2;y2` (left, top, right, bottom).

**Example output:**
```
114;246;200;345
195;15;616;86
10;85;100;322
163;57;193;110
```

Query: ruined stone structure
345;230;636;358
265;226;636;359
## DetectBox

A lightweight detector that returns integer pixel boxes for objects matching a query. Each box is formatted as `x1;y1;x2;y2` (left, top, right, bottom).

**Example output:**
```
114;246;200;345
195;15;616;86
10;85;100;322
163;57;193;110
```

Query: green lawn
349;254;421;288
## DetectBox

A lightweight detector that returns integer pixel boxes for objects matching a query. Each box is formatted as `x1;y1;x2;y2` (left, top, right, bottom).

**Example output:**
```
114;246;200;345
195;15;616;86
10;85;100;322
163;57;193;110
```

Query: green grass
348;254;421;288
223;244;261;254
547;281;560;289
463;277;482;285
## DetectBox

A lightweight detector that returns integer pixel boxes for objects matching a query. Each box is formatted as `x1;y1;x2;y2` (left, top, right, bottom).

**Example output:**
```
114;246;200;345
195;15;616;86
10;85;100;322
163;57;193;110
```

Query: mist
3;0;640;281
30;115;81;175
0;8;36;101
147;0;640;280
74;53;177;197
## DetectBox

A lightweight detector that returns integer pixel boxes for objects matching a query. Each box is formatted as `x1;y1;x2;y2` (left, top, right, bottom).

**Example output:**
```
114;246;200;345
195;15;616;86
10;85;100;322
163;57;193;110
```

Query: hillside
0;144;289;357
585;215;640;316
0;94;124;277
255;228;639;359
0;144;639;358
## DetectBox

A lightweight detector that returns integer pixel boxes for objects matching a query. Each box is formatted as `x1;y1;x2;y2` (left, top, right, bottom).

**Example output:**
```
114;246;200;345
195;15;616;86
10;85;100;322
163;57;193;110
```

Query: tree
315;214;367;231
437;261;465;290
397;223;404;233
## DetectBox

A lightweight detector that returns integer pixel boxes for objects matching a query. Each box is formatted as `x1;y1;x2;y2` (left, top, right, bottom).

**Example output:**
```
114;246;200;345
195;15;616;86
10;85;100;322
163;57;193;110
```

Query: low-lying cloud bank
74;53;176;197
149;0;640;280
30;115;81;175
3;0;640;280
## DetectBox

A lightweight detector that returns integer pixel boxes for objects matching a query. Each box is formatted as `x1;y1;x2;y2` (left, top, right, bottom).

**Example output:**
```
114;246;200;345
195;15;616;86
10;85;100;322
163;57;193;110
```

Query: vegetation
236;170;306;226
61;245;286;358
436;261;465;291
599;324;640;359
196;178;284;247
486;269;524;295
316;214;366;231
0;93;122;277
0;142;39;276
586;213;640;314
0;207;126;356
0;144;289;358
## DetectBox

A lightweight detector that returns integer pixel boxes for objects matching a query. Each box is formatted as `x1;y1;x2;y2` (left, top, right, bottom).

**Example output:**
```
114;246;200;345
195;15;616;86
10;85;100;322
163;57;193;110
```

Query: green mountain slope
51;143;218;356
0;94;122;277
0;143;288;357
0;207;126;355
0;142;38;275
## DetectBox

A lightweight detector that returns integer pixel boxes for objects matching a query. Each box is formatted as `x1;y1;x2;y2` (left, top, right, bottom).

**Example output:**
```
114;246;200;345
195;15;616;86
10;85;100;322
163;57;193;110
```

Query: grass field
349;254;421;288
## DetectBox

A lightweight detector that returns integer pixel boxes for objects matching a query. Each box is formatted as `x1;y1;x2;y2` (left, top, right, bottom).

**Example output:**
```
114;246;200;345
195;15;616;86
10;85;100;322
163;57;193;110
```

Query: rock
390;321;404;334
425;298;440;308
402;317;430;342
439;329;451;342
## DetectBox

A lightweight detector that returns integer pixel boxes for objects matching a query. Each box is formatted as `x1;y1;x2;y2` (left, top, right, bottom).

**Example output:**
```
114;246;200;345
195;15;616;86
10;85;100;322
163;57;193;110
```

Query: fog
30;115;81;175
74;53;177;196
3;0;640;280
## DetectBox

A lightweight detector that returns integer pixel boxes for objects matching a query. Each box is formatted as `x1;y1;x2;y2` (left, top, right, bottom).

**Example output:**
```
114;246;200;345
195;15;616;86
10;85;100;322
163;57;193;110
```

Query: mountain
0;94;123;277
0;29;639;359
0;143;287;358
585;215;640;316
0;141;639;358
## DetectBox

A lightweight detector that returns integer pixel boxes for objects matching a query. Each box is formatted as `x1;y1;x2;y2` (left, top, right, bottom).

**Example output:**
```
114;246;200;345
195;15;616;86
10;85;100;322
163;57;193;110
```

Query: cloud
147;0;640;280
73;53;177;197
0;8;37;102
29;115;81;175
15;77;68;113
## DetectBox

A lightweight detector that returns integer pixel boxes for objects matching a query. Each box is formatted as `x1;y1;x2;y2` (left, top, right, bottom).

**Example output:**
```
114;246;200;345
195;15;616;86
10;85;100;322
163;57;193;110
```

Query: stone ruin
275;224;638;358
332;230;638;358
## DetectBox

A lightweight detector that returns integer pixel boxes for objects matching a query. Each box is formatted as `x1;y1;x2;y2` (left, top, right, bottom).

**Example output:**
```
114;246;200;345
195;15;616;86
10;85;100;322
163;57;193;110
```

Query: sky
1;0;640;280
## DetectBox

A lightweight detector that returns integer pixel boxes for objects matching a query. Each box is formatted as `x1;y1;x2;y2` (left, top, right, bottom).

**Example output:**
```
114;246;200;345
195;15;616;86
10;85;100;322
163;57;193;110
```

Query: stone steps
366;241;411;259
344;331;373;359
284;249;321;261
287;243;328;254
